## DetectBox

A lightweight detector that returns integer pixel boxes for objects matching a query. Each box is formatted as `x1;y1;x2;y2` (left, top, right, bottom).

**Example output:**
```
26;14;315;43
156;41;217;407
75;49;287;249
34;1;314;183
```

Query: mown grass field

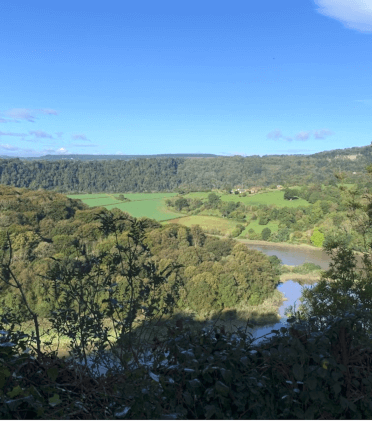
67;192;182;221
164;215;239;236
185;190;310;208
240;219;279;236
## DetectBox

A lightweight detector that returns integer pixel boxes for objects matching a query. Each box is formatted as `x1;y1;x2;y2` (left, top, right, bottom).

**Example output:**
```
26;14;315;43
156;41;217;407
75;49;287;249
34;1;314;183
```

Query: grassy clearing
67;193;182;221
240;220;279;236
185;190;309;208
165;215;239;235
280;273;320;284
105;199;183;221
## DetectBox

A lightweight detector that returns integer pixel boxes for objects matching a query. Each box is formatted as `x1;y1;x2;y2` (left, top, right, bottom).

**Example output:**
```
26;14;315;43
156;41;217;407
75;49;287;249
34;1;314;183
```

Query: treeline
166;185;364;248
0;185;279;319
1;144;372;192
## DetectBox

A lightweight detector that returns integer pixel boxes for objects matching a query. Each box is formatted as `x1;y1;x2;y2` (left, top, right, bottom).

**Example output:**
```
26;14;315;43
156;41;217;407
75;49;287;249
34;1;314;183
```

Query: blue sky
1;0;371;157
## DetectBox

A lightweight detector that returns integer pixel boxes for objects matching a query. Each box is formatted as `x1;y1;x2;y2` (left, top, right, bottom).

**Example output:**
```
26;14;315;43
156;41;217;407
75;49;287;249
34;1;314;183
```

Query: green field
67;192;182;221
240;220;279;237
165;215;239;236
185;190;309;208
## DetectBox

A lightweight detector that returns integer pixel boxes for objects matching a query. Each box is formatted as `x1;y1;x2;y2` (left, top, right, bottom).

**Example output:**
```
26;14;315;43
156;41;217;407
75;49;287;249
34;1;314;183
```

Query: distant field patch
105;199;182;221
67;193;182;221
165;215;239;236
185;190;309;208
240;220;279;237
122;193;177;201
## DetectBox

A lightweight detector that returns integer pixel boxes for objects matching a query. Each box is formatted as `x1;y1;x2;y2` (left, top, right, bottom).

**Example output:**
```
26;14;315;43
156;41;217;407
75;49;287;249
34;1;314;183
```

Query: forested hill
22;153;219;161
1;144;372;192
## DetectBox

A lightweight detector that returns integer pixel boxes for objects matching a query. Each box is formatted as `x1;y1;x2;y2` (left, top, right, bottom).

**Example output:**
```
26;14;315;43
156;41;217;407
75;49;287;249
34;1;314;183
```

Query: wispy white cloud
72;134;90;141
296;131;311;141
71;143;97;147
313;129;334;139
56;147;69;154
314;0;372;33
276;148;313;154
355;99;372;106
29;130;53;139
0;144;20;151
267;130;283;139
40;108;58;116
0;131;26;137
0;108;58;123
268;129;333;141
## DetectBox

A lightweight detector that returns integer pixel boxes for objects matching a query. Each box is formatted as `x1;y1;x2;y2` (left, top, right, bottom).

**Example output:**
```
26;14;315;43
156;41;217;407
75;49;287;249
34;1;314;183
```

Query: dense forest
0;185;278;320
1;144;372;192
1;184;372;418
22;153;219;161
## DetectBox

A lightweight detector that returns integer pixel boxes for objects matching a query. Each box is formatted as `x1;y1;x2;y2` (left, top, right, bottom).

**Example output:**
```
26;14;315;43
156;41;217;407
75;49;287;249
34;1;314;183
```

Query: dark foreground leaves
1;309;372;420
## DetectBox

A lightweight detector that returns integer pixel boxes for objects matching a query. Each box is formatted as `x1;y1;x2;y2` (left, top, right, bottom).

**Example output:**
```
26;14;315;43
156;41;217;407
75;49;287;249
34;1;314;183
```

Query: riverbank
280;272;320;284
235;238;322;251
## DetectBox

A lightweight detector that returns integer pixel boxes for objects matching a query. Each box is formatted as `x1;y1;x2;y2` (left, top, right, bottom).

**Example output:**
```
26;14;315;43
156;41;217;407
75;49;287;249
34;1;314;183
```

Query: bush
258;216;269;225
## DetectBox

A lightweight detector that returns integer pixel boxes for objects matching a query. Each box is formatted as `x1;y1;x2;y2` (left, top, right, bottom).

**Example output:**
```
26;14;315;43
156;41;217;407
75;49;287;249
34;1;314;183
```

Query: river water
244;242;331;342
83;242;332;374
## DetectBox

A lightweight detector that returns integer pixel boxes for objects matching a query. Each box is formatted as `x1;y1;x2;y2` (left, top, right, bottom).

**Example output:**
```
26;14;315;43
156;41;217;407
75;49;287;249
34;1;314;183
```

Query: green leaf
215;381;230;397
0;367;10;388
7;385;23;398
47;367;59;382
205;404;216;419
293;364;304;381
183;391;193;406
220;368;232;384
333;382;341;395
307;376;317;391
49;393;61;407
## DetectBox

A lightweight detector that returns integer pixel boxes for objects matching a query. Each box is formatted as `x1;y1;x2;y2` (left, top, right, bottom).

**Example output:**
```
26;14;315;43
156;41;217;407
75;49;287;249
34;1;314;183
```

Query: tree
261;227;272;241
283;188;299;201
311;227;324;247
207;192;220;208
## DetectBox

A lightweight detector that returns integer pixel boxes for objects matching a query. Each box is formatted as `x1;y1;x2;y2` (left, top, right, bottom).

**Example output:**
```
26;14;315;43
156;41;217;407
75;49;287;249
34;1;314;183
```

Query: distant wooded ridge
20;153;220;161
0;144;371;192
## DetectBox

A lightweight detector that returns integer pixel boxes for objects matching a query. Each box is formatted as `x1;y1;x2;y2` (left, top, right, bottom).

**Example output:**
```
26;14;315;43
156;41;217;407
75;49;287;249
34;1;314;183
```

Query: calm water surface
244;242;328;341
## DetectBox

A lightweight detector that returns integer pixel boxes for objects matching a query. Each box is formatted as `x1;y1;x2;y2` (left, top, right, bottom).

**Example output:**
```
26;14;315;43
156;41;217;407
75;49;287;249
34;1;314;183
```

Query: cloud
355;99;372;106
0;131;26;137
267;130;283;139
29;130;53;139
295;131;311;141
313;129;334;139
0;108;58;122
71;143;97;147
72;134;90;141
4;108;36;122
0;118;12;123
56;147;69;154
0;144;20;151
314;0;372;33
268;129;334;141
40;108;58;116
276;148;313;154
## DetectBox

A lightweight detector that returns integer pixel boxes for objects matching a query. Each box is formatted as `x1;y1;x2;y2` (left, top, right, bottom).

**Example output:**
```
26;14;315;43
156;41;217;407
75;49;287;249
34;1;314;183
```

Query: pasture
67;192;182;221
185;190;309;208
240;220;279;237
165;215;239;236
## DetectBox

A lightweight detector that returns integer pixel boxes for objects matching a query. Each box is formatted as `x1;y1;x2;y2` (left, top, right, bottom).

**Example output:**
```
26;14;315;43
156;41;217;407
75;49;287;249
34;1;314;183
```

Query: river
244;241;331;342
81;241;332;375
